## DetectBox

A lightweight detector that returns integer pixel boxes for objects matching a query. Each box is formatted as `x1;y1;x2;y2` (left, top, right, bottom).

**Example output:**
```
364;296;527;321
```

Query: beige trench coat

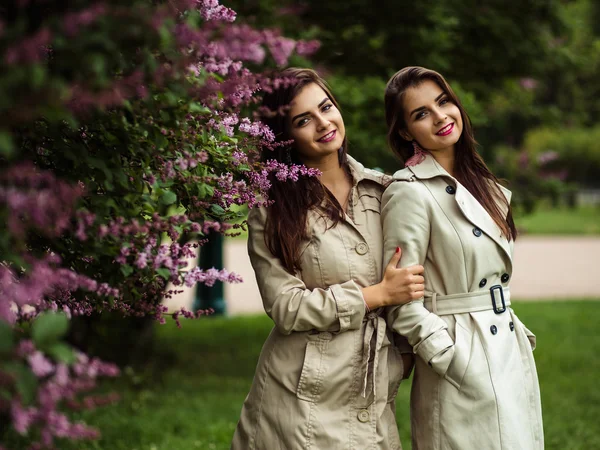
382;154;543;450
232;156;409;450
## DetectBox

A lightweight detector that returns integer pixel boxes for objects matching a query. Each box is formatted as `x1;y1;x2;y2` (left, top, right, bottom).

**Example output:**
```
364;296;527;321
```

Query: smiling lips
317;130;336;143
436;123;454;136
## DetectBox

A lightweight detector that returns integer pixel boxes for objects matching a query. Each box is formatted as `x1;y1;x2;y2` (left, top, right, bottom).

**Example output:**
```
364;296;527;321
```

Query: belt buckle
490;285;506;314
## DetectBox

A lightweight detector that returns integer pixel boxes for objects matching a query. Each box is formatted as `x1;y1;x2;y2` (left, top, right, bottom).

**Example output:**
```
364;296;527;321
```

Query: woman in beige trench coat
381;67;544;450
231;68;425;449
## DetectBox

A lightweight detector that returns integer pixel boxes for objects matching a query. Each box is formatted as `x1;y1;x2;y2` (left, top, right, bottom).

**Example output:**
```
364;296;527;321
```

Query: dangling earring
284;147;292;165
404;141;426;167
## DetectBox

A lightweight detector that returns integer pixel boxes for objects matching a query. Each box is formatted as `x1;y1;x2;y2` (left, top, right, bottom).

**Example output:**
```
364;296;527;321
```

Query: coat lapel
407;155;513;267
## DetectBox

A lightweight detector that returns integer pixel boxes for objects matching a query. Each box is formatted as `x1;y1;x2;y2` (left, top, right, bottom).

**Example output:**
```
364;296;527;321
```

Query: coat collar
398;154;513;266
347;154;391;187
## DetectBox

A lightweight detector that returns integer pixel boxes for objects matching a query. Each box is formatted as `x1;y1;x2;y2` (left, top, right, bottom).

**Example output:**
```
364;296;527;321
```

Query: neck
301;152;347;188
430;146;455;177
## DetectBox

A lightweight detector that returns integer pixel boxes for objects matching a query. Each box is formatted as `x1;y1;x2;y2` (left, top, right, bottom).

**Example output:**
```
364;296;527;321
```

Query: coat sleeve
381;180;455;377
247;207;366;335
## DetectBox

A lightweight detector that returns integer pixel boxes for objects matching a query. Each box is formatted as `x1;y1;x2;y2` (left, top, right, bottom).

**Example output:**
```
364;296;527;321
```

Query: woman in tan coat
381;67;543;449
231;69;425;449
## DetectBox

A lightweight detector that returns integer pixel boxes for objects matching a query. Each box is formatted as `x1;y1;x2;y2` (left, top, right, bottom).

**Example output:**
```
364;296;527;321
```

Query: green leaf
0;131;14;156
160;191;177;205
31;312;69;347
46;343;77;364
0;389;11;403
189;102;210;114
3;362;38;406
210;204;225;215
120;264;134;277
0;321;14;354
156;268;171;280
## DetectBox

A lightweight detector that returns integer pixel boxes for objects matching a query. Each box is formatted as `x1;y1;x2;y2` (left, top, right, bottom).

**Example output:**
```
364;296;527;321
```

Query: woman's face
287;82;345;163
401;79;463;154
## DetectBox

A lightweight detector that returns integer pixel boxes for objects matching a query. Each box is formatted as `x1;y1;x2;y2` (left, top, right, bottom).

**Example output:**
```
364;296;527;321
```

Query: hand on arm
361;247;425;310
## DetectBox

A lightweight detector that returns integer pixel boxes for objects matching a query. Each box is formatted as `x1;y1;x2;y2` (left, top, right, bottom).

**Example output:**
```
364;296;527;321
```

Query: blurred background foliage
232;0;600;215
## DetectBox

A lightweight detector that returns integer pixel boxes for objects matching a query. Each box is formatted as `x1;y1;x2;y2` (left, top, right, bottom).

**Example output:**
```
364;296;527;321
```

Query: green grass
4;301;600;449
515;205;600;235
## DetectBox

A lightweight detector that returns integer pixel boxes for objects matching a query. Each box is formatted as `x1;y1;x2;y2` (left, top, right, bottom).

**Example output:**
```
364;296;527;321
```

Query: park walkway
163;236;600;315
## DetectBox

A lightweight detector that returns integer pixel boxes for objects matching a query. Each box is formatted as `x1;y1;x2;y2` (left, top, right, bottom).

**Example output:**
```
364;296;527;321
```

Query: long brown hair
384;66;517;241
260;68;349;273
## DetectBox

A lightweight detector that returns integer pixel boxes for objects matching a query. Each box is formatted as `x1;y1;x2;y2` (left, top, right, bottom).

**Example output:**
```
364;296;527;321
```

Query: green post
193;232;227;315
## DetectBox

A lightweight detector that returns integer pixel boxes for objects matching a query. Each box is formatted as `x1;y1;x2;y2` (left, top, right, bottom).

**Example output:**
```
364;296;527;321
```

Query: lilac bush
0;0;318;447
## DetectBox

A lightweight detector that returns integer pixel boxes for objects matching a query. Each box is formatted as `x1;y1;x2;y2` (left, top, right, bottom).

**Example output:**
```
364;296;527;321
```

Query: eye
297;117;310;127
415;111;427;120
322;103;333;112
439;97;449;106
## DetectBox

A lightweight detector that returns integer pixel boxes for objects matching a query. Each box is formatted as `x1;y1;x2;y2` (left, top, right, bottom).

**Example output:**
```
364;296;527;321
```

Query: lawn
514;205;600;235
4;300;600;449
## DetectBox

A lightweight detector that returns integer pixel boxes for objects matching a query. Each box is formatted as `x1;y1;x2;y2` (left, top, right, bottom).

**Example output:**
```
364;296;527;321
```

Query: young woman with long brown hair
231;68;424;449
381;66;543;449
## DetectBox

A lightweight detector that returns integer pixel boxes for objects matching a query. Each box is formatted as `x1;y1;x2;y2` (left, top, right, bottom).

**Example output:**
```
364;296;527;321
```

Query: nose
432;107;447;124
315;113;331;130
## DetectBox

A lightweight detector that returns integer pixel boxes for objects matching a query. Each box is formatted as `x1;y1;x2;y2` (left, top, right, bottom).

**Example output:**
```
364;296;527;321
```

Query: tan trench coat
232;157;409;450
382;154;543;450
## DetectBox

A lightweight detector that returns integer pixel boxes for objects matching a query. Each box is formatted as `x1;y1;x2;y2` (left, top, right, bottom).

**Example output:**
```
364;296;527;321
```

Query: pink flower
11;400;36;434
28;351;55;377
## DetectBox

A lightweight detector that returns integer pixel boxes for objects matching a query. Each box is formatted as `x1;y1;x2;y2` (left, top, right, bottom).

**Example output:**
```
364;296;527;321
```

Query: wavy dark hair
384;66;517;241
260;68;349;273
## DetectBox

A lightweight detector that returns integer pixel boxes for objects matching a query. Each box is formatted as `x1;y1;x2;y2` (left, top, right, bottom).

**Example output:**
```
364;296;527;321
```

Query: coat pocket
296;332;332;402
444;321;473;390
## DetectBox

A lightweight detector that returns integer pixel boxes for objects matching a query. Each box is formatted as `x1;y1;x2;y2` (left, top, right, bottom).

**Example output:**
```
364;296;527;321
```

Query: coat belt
360;311;385;399
423;287;511;316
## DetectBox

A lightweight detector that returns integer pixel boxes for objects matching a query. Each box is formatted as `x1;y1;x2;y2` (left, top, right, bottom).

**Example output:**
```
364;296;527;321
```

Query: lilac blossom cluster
0;256;119;324
198;0;237;23
0;0;322;446
0;163;83;238
10;341;120;449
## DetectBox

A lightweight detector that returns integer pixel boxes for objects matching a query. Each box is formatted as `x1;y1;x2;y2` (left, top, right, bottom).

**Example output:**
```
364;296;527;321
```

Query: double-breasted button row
473;227;482;237
445;185;456;195
355;242;369;255
501;273;510;283
490;323;516;334
357;409;370;423
479;278;487;288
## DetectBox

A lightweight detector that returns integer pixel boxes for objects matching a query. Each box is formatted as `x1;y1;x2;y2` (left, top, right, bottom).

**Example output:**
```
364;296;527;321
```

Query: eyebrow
291;97;330;123
409;92;447;118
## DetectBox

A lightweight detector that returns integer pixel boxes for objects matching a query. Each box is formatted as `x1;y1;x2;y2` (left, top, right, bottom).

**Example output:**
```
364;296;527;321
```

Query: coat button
490;325;498;335
501;273;510;283
473;227;482;237
445;185;456;195
355;242;369;255
357;409;370;423
509;321;515;331
479;278;487;288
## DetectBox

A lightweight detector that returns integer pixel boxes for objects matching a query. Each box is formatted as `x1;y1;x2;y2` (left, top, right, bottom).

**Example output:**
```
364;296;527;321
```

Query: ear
398;129;412;141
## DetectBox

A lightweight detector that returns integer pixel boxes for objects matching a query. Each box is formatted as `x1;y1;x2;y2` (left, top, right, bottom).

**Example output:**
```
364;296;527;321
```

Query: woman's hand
362;247;424;310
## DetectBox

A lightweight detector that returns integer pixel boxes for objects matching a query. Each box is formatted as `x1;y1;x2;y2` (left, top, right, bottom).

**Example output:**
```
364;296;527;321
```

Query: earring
404;141;426;167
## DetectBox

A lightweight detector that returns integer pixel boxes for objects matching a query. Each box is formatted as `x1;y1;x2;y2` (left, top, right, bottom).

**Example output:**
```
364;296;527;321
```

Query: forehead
289;82;329;116
403;79;445;111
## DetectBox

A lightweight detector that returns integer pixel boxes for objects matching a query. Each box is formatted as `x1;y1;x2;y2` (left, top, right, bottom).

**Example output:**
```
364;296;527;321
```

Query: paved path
162;237;600;315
